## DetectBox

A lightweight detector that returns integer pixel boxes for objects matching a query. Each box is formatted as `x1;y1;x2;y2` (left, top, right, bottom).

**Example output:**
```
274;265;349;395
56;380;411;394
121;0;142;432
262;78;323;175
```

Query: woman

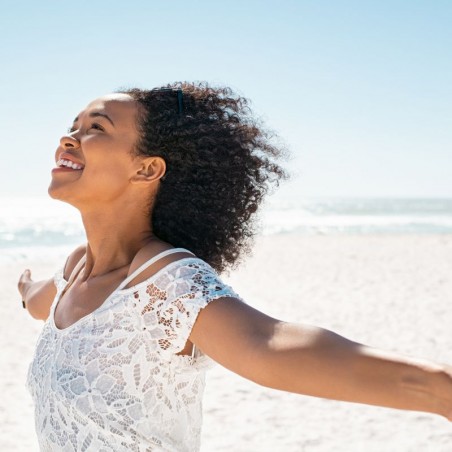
18;83;451;451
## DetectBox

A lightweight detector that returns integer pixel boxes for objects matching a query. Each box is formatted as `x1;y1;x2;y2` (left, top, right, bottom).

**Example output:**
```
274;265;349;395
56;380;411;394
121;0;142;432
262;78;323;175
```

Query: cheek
84;159;132;186
81;137;137;184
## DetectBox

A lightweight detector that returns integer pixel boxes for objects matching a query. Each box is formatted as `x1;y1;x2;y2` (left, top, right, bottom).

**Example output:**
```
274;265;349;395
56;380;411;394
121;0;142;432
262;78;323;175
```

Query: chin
48;182;76;207
48;181;63;200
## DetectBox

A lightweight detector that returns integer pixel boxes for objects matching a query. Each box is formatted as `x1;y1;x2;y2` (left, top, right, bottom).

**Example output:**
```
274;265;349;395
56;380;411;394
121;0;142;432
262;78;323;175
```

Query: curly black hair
119;82;289;274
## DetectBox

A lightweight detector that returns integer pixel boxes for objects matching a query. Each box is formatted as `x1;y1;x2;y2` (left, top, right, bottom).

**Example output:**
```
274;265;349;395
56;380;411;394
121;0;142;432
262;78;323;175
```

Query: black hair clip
176;89;184;115
153;87;184;115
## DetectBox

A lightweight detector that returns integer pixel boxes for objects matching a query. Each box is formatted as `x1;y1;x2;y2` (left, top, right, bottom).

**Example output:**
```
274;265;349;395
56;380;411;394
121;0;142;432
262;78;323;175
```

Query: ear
130;156;166;184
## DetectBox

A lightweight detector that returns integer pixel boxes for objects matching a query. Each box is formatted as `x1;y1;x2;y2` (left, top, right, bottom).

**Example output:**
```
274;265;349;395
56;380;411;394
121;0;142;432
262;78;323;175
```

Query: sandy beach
1;233;451;451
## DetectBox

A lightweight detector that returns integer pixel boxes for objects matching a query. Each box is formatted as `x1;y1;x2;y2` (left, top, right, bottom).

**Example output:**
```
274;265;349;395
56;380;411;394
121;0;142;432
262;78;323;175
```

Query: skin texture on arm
18;245;86;321
189;297;452;421
18;274;56;320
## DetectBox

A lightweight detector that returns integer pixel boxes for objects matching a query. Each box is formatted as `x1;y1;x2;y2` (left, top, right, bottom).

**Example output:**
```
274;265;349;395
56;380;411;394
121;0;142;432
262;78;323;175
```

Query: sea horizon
1;195;452;263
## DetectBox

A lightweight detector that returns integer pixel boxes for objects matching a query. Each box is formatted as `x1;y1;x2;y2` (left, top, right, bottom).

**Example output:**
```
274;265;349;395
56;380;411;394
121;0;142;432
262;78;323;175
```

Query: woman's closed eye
89;123;105;132
67;123;105;134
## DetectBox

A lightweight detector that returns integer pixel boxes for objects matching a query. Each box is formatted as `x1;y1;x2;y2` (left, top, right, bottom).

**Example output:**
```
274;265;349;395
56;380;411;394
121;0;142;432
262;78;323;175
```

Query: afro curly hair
119;82;289;274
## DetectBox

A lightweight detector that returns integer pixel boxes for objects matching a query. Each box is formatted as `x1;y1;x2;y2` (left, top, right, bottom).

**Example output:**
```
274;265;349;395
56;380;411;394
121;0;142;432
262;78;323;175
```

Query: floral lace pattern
26;258;240;451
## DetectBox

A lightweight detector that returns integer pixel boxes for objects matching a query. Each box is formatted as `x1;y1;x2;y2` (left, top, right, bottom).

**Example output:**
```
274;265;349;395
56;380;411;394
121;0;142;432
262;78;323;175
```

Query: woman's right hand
17;270;57;320
18;268;33;302
18;245;85;320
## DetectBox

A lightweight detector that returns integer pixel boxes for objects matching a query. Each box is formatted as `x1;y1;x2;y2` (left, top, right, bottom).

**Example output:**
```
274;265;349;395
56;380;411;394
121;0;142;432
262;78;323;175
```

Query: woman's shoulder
122;241;198;289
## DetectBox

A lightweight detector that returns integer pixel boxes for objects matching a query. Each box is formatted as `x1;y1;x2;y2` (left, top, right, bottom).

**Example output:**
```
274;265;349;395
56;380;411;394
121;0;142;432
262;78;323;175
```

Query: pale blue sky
1;0;451;199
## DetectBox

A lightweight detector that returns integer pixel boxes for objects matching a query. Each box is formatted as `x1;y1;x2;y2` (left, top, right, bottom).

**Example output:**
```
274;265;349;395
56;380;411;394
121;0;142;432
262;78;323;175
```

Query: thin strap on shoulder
118;248;194;290
66;254;86;285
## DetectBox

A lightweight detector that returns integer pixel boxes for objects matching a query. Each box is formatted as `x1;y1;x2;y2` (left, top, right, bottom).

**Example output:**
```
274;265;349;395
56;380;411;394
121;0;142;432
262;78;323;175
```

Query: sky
0;0;451;200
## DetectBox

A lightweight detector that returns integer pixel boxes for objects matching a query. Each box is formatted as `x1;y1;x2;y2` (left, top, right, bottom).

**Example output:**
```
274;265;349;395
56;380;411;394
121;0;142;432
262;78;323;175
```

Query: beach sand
1;234;451;451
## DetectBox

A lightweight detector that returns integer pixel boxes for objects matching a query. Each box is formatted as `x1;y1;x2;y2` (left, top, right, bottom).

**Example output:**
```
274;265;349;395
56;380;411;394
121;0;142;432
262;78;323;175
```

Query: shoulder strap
66;254;86;285
117;248;194;290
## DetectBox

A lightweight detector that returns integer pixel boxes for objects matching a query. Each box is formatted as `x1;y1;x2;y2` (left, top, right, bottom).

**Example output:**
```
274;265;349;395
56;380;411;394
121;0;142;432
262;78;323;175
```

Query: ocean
1;196;452;263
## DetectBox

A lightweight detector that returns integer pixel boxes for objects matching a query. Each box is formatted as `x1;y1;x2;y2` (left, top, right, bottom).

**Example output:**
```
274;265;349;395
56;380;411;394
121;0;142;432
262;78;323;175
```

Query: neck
78;198;155;279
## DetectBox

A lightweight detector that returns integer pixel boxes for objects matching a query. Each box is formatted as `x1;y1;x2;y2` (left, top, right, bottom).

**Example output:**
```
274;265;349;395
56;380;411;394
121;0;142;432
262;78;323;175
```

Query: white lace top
26;248;240;452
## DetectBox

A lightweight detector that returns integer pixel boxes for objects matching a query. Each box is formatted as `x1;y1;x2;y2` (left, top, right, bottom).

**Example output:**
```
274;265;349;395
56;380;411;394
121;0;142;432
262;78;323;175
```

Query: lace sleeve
138;259;241;355
53;267;66;292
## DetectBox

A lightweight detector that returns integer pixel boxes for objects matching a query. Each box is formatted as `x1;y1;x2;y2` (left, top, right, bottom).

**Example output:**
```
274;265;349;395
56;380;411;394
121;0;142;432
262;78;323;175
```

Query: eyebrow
73;112;115;127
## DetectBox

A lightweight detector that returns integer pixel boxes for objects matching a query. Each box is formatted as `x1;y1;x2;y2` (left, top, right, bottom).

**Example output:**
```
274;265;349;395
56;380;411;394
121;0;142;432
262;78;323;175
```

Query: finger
18;270;32;290
20;269;31;280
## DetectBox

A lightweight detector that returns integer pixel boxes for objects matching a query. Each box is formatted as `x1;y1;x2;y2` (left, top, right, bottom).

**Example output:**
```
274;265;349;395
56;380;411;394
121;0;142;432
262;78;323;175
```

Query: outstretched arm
190;297;452;421
18;244;86;320
18;270;56;320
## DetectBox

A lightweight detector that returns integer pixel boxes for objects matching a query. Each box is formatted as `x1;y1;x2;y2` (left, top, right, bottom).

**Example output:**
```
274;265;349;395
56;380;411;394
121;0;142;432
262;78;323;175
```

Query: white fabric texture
26;255;240;451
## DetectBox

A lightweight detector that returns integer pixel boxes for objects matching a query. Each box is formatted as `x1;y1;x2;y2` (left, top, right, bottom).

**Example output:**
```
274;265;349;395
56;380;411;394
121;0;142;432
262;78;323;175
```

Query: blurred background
1;0;452;261
1;3;452;451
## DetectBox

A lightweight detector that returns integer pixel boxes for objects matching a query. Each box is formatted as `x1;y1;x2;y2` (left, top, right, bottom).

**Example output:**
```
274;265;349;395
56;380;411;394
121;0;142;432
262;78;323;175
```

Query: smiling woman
49;93;145;209
18;82;452;452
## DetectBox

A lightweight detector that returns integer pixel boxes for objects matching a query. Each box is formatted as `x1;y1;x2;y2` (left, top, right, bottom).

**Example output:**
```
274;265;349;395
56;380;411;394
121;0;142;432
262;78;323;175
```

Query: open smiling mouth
55;159;85;171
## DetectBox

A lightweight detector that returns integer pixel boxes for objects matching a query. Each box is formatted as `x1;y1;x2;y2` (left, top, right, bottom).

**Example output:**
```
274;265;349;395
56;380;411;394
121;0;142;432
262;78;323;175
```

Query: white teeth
57;159;84;170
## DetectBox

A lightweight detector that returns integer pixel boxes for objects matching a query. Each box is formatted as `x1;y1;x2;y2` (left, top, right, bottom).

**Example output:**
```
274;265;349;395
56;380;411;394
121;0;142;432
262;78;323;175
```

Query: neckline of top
51;249;201;334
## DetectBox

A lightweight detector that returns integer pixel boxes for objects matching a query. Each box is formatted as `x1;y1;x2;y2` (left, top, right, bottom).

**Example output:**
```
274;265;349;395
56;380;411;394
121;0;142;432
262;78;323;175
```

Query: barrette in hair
177;89;184;115
153;87;184;115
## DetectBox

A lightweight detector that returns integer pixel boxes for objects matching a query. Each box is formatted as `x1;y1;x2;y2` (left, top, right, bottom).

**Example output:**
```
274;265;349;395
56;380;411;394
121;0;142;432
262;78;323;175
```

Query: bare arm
190;297;452;421
18;245;86;321
18;271;56;320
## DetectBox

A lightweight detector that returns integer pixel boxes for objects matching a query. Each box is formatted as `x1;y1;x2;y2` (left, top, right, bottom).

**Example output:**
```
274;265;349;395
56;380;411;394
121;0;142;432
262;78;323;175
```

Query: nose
60;134;80;149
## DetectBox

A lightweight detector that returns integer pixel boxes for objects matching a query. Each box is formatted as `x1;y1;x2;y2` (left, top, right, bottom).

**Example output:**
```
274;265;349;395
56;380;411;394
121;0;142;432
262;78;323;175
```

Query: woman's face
49;93;143;207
